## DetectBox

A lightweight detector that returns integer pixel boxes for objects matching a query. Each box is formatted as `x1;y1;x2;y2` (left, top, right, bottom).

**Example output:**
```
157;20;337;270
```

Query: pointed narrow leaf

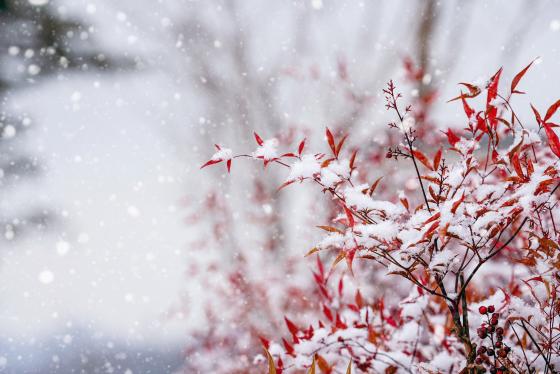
346;360;352;374
531;104;542;125
285;317;299;336
433;148;442;170
326;128;336;155
368;177;383;196
461;96;474;119
335;134;348;157
343;205;355;227
200;159;222;169
349;149;358;169
445;128;460;146
298;138;306;155
264;347;277;374
307;355;316;374
511;58;537;93
226;159;232;173
545;99;560;122
544;123;560;158
277;180;295;191
412;150;433;170
254;132;264;146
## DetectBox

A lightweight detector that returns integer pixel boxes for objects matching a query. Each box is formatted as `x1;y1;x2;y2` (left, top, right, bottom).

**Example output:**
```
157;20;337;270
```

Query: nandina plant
201;60;560;373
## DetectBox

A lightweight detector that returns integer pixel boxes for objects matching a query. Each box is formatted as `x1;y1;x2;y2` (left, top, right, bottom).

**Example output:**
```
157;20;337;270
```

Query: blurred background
0;0;559;372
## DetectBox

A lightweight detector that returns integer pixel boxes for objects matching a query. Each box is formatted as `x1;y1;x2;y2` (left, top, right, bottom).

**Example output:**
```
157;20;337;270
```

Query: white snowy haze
0;0;559;372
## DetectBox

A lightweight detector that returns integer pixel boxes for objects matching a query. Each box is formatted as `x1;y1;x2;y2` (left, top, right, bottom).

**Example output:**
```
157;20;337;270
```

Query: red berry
487;349;495;356
491;318;498;326
498;349;507;358
496;327;504;335
495;341;502;348
488;305;495;313
479;306;488;314
492;313;500;319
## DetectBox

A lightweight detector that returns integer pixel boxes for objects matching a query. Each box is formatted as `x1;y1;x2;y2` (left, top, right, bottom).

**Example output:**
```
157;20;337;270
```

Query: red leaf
284;317;299;336
335;134;348;157
451;193;465;214
259;336;270;350
322;304;333;322
343;205;355;228
349;149;358;170
282;338;295;356
511;152;524;178
277;180;295;191
298;138;306;155
511;58;537;94
475;112;488;134
200;159;222;169
326;128;336;155
461;96;474;119
368;177;383;196
486;67;503;129
531;104;542;125
545;99;560;122
544;123;560;158
226;159;232;173
433;148;442;171
254;132;264;146
412;150;433;170
445;128;460;146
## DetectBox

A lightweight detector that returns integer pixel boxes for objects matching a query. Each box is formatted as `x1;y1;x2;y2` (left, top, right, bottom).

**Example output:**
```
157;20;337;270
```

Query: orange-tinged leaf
316;225;344;234
305;247;320;257
545;99;560;122
346;360;352;374
423;212;441;225
412;150;433;170
368;177;383;196
316;355;331;373
511;58;538;94
264;347;277;374
451;193;465;214
433;148;442;171
330;251;346;272
308;355;316;374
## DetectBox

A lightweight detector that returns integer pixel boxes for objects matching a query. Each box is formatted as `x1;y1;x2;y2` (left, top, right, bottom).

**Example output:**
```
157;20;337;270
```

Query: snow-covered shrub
201;60;560;373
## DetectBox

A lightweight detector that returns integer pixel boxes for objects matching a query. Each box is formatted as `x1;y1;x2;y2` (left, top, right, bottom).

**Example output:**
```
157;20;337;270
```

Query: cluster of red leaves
201;60;560;373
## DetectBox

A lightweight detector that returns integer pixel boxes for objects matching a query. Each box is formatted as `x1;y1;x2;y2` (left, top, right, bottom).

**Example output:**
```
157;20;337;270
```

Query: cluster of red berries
475;305;512;374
